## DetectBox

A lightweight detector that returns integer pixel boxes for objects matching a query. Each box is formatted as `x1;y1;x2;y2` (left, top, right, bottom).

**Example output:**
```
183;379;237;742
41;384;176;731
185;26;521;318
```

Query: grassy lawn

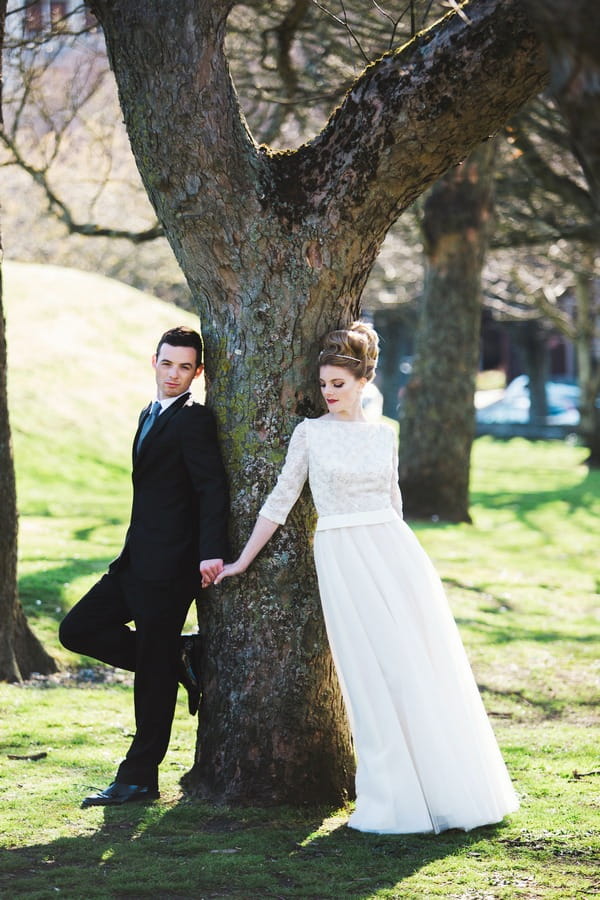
1;262;599;898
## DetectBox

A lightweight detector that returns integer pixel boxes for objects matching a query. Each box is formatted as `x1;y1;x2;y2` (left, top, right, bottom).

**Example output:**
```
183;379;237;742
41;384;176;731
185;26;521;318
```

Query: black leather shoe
179;634;201;715
81;782;160;808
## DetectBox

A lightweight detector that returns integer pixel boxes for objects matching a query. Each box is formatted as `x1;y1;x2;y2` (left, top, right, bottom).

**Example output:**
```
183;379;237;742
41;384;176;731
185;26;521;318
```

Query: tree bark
0;0;58;683
399;141;497;523
88;0;547;803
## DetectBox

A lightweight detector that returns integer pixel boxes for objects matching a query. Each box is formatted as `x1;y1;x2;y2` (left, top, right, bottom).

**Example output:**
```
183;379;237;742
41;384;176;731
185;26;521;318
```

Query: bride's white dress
260;417;519;834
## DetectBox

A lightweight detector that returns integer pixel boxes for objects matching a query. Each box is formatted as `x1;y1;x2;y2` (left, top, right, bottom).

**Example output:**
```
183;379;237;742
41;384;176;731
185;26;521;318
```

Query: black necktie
136;401;161;454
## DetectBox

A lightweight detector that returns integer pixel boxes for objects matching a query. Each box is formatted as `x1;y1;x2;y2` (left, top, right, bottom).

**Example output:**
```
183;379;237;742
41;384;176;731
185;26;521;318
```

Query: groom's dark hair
156;326;203;368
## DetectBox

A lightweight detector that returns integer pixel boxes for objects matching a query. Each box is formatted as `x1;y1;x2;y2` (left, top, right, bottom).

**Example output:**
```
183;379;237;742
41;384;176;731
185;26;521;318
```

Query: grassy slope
6;259;202;504
1;261;599;899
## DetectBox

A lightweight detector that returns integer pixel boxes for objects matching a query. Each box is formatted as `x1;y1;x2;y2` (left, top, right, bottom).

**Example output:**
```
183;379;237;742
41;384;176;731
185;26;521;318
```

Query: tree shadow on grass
470;466;599;519
0;798;504;899
18;557;114;623
72;518;125;542
452;615;599;647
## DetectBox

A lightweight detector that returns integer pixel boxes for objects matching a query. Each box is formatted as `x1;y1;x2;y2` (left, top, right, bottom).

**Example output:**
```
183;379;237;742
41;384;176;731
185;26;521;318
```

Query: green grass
1;262;599;898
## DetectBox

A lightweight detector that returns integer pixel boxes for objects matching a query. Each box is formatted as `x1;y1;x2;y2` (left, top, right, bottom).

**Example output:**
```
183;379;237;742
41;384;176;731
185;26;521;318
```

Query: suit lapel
132;402;152;467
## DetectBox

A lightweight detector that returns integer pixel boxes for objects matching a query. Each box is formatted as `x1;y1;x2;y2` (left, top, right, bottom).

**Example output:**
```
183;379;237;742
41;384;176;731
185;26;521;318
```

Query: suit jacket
110;392;229;583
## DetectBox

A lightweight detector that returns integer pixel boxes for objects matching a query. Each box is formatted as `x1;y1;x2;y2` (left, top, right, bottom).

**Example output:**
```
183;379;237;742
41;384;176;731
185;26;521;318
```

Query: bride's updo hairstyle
319;320;379;383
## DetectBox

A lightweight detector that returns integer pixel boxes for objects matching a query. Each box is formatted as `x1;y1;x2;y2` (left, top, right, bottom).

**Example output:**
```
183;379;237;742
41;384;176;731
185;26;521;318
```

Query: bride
213;321;519;834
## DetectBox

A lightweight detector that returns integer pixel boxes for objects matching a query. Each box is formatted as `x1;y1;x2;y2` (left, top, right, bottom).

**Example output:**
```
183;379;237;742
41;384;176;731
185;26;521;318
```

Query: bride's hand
212;560;247;586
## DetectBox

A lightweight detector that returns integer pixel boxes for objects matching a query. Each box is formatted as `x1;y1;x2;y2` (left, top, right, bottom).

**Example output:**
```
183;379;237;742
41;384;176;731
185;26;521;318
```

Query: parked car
476;375;581;426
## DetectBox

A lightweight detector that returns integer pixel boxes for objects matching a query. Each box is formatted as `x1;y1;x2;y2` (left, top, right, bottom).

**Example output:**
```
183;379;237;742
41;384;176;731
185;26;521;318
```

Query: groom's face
152;343;203;400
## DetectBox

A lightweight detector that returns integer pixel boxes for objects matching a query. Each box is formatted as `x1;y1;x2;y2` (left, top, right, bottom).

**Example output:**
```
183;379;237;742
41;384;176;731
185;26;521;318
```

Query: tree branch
1;130;162;242
492;220;600;249
311;0;371;63
506;118;595;218
88;0;548;280
262;0;548;240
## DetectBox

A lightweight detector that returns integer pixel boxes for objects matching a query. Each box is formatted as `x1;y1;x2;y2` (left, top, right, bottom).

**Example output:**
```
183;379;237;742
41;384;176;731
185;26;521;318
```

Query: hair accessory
319;351;359;363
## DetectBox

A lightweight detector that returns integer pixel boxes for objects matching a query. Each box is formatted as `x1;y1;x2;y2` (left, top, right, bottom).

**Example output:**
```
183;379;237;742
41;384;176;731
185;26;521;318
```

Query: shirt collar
155;391;190;412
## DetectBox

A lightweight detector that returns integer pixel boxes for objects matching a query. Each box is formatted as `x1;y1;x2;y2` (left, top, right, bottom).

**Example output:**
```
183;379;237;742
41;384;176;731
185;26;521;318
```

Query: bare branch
311;0;371;63
1;127;161;241
506;119;594;217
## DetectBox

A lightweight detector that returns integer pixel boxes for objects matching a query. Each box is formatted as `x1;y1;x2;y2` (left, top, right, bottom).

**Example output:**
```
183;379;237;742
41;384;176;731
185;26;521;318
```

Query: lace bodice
260;417;403;524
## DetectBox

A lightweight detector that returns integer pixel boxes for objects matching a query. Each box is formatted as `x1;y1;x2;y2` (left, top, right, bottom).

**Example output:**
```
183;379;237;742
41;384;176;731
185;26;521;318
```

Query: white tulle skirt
313;511;519;834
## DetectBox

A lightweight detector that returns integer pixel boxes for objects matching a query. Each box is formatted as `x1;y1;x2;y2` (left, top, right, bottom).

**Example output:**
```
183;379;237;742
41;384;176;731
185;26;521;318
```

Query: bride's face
319;365;366;417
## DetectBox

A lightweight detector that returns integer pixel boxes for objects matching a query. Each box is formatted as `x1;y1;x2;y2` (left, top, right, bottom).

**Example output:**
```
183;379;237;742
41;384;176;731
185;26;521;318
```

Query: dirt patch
18;666;133;688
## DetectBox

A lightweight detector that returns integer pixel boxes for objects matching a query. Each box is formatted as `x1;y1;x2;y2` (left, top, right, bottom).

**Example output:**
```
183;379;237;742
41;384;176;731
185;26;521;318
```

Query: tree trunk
524;330;549;427
399;141;497;523
0;0;57;683
89;0;547;803
574;250;600;466
508;320;549;426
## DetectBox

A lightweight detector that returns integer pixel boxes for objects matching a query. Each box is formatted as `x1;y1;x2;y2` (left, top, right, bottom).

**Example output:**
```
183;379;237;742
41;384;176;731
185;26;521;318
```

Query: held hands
199;558;224;589
206;515;279;588
199;557;247;588
213;559;247;585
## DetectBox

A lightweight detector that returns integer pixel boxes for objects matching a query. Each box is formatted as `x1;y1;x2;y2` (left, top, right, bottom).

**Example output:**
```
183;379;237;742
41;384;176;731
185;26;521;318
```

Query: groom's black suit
120;392;229;581
60;391;229;790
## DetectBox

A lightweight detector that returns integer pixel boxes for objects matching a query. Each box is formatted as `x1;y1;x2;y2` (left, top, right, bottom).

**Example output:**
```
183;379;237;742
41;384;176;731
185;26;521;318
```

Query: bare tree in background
489;98;600;460
516;0;600;461
399;141;498;522
524;0;600;211
0;0;58;681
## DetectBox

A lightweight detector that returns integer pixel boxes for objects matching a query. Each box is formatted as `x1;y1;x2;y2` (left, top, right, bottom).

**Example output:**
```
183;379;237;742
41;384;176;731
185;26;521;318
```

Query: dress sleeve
259;420;309;525
390;431;403;519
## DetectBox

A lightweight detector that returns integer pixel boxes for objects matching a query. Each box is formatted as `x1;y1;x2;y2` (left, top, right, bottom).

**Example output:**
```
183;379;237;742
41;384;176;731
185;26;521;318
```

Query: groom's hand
200;558;224;588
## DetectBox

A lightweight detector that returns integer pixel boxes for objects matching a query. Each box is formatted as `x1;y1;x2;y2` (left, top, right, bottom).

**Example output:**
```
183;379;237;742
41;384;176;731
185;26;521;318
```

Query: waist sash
316;507;398;532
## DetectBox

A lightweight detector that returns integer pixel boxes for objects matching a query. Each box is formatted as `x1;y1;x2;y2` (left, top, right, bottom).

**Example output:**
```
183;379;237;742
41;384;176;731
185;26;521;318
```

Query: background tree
488;98;600;457
0;0;57;682
515;0;600;460
399;140;497;522
397;86;600;495
524;0;600;211
86;0;546;804
485;245;600;458
1;2;189;306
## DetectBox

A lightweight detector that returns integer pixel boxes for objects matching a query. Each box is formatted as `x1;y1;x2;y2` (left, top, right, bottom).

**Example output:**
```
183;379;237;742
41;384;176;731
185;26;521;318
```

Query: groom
59;326;229;806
